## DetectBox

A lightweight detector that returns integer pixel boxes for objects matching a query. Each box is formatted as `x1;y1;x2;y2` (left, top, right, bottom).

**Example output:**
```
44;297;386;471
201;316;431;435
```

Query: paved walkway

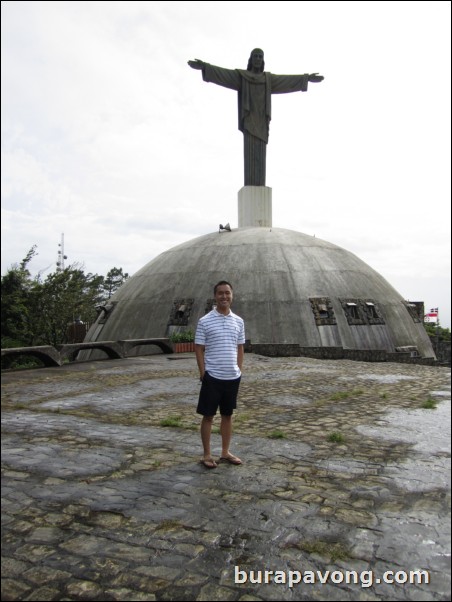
1;353;450;601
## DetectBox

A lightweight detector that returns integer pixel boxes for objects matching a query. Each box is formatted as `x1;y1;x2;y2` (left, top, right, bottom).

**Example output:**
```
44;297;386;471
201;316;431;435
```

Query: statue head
247;48;265;72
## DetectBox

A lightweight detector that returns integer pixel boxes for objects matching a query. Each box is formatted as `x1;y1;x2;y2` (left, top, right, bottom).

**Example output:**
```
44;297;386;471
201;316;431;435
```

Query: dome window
169;299;194;326
341;299;366;325
310;297;337;325
363;299;385;324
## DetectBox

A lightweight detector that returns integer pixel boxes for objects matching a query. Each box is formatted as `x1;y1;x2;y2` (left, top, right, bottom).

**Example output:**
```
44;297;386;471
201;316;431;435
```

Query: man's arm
237;344;244;372
195;344;206;380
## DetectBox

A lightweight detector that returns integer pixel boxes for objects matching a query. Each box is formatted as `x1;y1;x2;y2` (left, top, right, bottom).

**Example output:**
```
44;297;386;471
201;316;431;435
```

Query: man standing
195;281;245;469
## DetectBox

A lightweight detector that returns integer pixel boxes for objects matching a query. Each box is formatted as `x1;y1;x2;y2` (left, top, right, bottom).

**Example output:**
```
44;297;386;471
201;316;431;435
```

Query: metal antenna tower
56;233;67;271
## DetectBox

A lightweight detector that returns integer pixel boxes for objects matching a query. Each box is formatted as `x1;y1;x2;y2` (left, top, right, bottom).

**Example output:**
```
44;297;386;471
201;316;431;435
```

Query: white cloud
1;0;450;327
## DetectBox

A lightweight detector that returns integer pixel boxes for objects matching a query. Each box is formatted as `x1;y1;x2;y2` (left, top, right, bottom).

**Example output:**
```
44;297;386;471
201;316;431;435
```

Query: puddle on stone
340;374;416;384
356;400;451;491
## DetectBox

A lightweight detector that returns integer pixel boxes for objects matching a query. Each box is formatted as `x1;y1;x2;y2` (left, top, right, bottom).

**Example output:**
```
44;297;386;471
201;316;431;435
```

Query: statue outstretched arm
271;72;324;93
188;60;241;91
308;73;324;83
188;59;205;70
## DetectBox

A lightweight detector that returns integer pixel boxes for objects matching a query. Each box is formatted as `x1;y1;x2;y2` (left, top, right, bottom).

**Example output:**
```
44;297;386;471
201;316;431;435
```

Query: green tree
28;266;105;346
2;246;133;349
1;246;37;347
102;267;129;300
424;322;451;341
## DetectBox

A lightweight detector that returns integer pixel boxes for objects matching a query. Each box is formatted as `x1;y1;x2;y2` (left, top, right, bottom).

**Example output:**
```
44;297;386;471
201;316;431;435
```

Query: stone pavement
1;353;450;601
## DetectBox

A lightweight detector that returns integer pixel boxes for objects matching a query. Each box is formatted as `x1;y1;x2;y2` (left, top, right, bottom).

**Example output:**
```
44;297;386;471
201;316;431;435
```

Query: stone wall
250;343;437;365
429;335;451;366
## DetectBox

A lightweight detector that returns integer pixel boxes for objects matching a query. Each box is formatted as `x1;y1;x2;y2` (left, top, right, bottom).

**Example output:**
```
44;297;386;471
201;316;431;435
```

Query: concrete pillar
238;186;272;228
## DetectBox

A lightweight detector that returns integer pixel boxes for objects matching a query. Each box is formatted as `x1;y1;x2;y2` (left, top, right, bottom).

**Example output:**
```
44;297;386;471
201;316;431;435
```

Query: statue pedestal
238;186;272;228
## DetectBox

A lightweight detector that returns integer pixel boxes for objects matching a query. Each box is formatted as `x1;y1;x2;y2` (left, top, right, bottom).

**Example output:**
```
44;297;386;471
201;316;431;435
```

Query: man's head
214;281;234;314
214;280;233;295
247;48;264;72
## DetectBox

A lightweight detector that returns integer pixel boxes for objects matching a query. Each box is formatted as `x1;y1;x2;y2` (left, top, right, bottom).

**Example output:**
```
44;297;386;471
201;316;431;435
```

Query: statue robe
202;64;310;186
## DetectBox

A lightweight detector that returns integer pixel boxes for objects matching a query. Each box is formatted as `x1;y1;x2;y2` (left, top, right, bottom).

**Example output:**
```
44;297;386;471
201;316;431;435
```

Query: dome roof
86;227;434;358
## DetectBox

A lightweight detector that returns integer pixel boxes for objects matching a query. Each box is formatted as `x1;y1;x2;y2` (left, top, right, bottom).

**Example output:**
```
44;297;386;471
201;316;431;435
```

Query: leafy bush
169;330;195;343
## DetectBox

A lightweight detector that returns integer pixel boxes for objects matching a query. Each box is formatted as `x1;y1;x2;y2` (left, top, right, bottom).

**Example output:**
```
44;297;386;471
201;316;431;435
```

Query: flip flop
219;454;242;465
200;458;217;469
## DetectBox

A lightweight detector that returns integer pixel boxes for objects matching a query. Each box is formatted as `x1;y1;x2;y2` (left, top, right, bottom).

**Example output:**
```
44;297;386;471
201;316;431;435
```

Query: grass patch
422;397;438;409
268;430;286;439
330;391;350;401
234;412;250;423
327;432;345;443
159;415;183;427
295;539;350;562
330;389;364;401
155;519;183;531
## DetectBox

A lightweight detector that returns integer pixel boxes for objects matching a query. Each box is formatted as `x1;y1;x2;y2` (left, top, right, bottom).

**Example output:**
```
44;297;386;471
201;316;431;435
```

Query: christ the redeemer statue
188;49;324;187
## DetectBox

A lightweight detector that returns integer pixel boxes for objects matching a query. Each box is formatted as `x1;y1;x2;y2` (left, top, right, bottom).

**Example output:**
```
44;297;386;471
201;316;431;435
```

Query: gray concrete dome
86;227;434;358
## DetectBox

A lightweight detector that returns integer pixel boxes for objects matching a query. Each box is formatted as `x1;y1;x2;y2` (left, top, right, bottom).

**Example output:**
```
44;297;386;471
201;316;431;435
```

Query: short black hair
214;280;233;295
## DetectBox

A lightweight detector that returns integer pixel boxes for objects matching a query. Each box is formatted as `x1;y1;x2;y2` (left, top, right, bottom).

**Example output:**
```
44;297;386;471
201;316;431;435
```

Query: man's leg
220;415;242;464
200;415;216;466
220;414;232;457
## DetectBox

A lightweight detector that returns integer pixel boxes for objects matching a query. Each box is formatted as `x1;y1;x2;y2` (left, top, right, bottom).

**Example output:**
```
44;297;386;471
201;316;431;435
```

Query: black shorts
196;371;241;417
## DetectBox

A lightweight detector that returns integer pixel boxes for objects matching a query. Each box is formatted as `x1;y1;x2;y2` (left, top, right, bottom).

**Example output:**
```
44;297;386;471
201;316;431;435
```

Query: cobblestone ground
1;353;450;601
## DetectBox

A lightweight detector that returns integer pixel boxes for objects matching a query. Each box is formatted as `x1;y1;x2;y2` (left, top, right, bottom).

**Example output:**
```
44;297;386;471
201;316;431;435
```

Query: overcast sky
2;1;451;328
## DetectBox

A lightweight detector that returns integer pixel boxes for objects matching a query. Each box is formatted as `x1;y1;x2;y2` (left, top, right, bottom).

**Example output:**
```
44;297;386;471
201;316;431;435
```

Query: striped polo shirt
195;308;245;380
